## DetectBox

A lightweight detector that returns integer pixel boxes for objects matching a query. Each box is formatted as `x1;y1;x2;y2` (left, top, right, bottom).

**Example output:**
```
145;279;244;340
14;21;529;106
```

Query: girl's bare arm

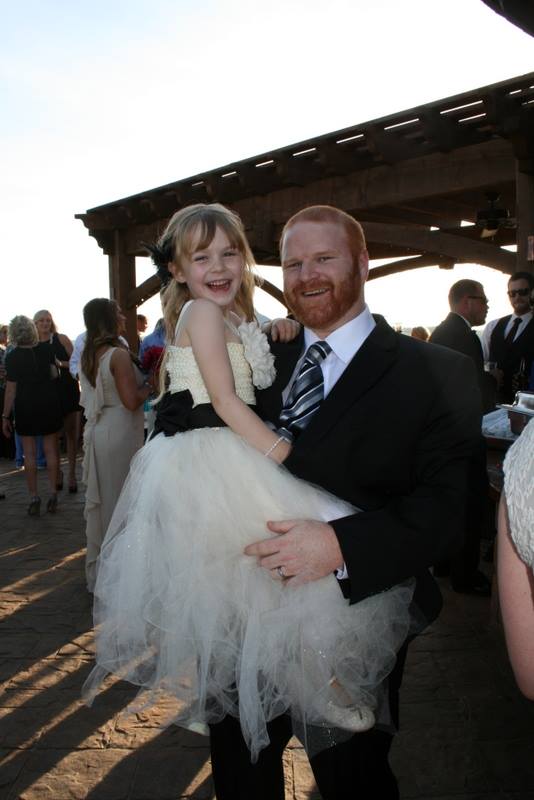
185;300;290;463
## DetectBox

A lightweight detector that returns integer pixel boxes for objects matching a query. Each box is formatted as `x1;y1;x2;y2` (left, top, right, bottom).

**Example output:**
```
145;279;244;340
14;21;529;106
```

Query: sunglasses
467;295;489;303
508;288;531;298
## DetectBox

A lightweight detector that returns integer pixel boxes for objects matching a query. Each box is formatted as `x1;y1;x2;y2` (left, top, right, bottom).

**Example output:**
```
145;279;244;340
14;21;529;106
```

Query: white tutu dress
83;306;414;761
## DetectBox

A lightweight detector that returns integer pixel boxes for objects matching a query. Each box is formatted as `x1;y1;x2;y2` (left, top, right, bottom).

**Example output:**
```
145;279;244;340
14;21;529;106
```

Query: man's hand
244;519;344;586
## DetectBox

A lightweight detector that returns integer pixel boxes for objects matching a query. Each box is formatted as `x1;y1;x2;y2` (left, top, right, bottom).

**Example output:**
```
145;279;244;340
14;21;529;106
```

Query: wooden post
515;162;534;275
108;230;138;351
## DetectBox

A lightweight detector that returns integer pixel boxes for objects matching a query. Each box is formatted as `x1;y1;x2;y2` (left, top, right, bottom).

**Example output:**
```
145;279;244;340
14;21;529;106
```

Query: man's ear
358;249;369;282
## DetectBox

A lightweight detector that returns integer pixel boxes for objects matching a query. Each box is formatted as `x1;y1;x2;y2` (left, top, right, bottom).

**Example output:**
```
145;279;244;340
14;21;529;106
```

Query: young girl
83;203;414;762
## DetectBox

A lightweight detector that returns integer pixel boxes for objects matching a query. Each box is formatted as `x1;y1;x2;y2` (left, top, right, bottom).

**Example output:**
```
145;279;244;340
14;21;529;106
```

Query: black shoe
46;495;58;514
452;570;491;597
28;496;41;516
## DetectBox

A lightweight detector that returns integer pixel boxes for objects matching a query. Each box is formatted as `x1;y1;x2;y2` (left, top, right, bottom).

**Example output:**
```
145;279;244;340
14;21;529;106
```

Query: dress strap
174;300;195;343
223;316;242;339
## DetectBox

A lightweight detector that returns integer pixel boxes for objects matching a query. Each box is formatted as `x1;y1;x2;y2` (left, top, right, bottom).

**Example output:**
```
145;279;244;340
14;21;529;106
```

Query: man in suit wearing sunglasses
482;271;534;403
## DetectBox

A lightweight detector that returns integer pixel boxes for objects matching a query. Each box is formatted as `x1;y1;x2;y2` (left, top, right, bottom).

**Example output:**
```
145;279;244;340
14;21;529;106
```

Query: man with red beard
208;206;481;800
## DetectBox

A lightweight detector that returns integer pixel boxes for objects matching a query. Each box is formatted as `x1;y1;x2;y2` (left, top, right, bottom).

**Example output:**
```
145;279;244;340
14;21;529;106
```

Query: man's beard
285;273;362;330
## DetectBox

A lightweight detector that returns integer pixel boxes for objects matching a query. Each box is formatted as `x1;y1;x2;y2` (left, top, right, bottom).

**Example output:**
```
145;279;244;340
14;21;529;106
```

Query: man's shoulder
429;313;458;338
487;315;510;329
397;327;473;371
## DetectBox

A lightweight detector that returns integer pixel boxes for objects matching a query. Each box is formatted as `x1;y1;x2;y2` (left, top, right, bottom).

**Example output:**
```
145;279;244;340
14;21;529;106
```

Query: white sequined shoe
321;700;375;732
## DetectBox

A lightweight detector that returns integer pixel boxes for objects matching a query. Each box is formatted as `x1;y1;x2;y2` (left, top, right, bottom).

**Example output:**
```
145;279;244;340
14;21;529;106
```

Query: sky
1;0;533;338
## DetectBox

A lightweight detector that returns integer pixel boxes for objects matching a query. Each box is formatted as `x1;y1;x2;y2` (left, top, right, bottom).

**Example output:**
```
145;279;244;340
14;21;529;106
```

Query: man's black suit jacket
257;316;480;625
430;312;494;413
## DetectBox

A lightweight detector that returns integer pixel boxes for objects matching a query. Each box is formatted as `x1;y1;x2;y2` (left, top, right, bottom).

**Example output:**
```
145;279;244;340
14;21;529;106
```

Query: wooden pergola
76;72;534;347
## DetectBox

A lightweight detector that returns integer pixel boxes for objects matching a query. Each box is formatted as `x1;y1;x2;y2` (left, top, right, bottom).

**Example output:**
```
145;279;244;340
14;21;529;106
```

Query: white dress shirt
481;311;533;361
282;305;376;579
282;305;376;403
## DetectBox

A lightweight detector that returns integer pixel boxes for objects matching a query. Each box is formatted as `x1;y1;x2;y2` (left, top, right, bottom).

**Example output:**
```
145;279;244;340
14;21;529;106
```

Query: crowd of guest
0;304;151;519
1;273;533;524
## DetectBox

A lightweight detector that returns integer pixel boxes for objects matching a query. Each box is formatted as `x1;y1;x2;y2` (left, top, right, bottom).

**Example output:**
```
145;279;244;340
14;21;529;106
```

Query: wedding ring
277;566;285;579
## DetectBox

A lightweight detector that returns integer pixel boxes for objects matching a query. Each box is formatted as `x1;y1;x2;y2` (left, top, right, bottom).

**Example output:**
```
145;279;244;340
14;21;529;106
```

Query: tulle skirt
83;427;414;760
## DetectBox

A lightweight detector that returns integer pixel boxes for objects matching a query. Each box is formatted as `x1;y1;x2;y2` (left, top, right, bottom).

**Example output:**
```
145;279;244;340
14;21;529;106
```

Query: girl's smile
173;227;244;310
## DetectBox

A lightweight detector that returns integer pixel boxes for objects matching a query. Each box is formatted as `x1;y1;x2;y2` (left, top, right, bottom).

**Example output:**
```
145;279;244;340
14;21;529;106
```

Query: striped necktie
278;341;331;442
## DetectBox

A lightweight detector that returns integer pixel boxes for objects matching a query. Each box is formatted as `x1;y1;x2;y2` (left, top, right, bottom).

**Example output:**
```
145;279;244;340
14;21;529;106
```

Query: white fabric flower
238;321;276;390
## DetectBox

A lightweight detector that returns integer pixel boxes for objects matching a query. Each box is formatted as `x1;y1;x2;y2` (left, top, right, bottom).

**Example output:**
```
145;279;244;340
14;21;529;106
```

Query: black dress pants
209;642;409;800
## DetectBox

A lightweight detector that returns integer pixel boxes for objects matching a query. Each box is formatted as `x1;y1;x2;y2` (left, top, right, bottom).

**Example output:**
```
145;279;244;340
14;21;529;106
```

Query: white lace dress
83;310;414;761
503;417;534;567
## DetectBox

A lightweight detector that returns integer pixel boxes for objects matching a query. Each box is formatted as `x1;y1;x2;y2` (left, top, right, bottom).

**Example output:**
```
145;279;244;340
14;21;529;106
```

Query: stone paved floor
1;457;534;799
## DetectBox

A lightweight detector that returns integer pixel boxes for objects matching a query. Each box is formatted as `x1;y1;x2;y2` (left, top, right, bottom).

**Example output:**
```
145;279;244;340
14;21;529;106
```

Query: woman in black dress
1;316;62;515
34;310;81;493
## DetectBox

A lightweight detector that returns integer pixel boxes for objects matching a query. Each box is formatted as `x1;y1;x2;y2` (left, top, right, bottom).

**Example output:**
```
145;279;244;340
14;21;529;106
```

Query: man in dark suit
482;271;534;403
208;206;480;800
430;280;493;596
430;279;495;413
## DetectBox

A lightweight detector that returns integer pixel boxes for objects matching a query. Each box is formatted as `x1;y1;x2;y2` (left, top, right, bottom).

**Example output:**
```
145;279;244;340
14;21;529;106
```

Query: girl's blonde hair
159;203;256;341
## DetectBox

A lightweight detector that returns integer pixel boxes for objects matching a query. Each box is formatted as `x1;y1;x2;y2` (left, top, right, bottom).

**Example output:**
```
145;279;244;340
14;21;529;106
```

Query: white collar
303;305;376;364
511;310;533;323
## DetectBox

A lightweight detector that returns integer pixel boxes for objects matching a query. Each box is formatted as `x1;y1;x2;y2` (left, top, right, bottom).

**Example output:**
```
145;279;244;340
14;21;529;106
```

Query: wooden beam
108;230;138;350
255;275;285;307
361;222;516;272
515;162;534;273
231;139;515;228
368;254;455;281
123;221;165;256
127;275;161;309
365;124;428;165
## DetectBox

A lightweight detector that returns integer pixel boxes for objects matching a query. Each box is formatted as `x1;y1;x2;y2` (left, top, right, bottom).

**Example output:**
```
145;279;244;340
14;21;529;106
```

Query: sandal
28;497;41;516
46;495;58;514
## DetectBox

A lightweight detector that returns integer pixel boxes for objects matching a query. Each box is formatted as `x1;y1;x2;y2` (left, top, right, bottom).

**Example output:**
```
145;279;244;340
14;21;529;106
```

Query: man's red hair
280;206;367;264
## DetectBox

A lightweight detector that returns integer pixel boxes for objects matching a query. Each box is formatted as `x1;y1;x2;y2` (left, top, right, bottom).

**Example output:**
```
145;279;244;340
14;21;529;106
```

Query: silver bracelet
264;435;286;458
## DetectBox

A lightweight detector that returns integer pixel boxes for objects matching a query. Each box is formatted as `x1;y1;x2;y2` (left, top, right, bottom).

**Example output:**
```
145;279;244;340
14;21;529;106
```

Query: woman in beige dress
80;298;151;592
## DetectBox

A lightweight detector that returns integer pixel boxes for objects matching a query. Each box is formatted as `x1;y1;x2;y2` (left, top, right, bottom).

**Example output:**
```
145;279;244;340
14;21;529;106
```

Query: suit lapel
259;329;304;422
296;316;399;446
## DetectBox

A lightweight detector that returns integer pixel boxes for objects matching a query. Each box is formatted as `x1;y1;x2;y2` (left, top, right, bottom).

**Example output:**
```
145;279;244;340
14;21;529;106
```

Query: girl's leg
42;434;59;499
63;411;80;485
21;436;38;496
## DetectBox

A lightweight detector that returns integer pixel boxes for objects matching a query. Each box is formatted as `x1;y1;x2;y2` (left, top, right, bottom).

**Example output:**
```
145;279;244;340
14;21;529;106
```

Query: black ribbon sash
151;391;228;438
